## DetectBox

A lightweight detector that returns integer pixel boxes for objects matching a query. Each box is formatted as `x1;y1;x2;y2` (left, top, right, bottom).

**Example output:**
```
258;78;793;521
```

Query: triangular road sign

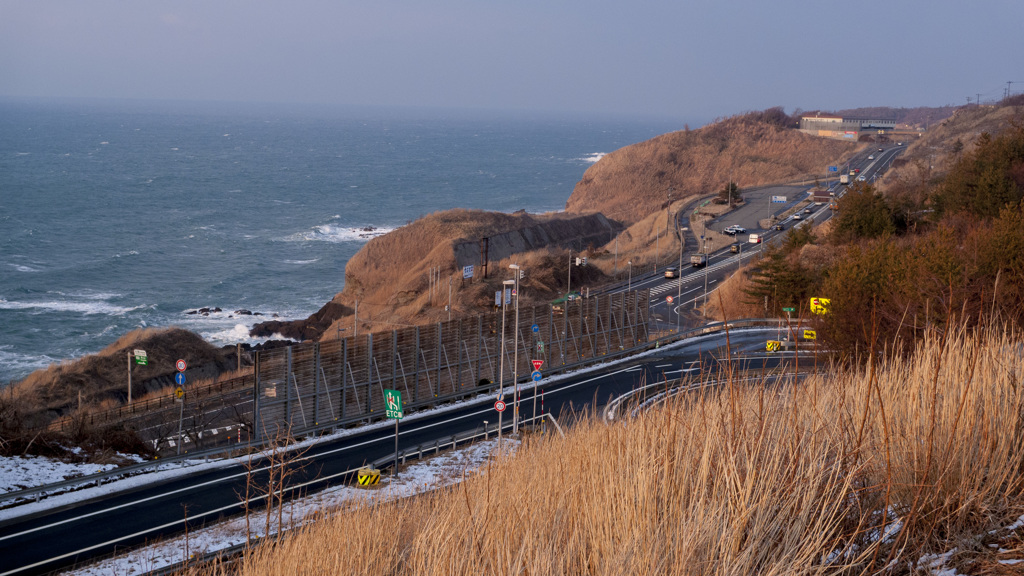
531;359;544;370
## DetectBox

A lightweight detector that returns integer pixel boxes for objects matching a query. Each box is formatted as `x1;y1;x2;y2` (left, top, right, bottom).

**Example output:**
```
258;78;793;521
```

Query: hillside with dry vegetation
834;104;959;130
565;109;856;224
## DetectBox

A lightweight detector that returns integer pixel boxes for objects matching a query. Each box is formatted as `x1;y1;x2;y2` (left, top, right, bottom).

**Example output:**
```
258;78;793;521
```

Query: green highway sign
782;307;795;313
133;349;148;365
384;389;403;420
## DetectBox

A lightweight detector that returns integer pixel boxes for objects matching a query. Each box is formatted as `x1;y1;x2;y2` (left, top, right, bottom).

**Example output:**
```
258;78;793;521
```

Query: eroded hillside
565;109;857;224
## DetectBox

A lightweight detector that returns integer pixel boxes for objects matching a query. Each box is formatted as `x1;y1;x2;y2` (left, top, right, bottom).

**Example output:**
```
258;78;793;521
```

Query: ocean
0;98;680;383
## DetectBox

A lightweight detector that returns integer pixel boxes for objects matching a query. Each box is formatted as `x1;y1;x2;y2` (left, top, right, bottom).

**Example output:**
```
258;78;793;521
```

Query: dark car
773;223;784;231
730;243;740;253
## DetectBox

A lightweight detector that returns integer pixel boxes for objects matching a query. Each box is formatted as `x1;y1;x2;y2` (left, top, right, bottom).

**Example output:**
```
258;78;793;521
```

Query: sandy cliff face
566;113;856;224
251;209;622;341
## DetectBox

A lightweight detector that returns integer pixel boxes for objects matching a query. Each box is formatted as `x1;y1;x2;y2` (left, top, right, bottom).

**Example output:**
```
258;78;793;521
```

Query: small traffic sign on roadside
531;359;544;370
666;295;674;304
531;324;539;333
176;359;187;372
175;372;186;385
174;386;185;400
532;371;543;382
495;400;506;412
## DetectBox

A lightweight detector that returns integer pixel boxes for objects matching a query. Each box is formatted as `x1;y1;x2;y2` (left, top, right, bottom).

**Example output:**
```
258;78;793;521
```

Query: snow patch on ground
64;438;518;575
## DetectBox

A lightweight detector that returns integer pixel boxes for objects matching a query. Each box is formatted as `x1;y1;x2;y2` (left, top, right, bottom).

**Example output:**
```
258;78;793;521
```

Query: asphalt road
0;328;803;576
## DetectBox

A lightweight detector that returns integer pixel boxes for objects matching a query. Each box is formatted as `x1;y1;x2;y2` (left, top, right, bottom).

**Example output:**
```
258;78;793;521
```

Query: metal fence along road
252;290;651;441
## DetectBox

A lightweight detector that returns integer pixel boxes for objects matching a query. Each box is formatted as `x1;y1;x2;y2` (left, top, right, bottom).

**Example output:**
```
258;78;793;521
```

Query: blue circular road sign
531;324;539;333
532;370;542;382
175;372;186;385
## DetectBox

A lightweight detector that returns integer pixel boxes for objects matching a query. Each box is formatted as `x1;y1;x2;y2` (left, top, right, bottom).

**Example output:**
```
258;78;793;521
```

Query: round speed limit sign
495;400;506;412
176;359;187;372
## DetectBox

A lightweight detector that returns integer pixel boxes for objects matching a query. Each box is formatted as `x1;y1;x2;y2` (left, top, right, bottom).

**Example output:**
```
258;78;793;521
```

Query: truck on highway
839;174;850;185
690;253;707;268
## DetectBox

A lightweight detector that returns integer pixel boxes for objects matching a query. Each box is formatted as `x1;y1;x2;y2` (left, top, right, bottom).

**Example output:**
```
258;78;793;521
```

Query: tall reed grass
205;324;1023;575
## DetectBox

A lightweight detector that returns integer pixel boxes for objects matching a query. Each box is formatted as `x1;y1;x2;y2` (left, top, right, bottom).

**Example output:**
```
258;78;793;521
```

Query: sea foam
287;224;395;243
579;152;607;163
0;297;144;316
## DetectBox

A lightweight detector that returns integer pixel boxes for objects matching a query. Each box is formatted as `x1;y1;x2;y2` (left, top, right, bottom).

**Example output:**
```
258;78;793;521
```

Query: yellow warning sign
810;297;831;315
357;467;380;486
803;329;817;340
174;386;185;400
766;340;781;352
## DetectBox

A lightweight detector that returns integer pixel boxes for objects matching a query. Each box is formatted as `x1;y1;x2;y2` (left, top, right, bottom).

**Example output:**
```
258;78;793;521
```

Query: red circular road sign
666;295;674;304
176;359;187;372
495;400;506;412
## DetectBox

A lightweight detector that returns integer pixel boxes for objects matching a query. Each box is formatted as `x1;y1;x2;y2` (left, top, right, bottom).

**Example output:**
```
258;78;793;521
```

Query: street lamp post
677;227;683;332
509;264;522;434
703;239;713;308
627;261;632;293
498;278;515;449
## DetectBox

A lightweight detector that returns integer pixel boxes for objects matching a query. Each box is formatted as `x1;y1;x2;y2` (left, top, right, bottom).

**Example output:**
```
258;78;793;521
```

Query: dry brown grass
878;104;1024;195
216;324;1024;576
701;264;764;321
585;200;692;277
567;113;857;224
10;327;227;428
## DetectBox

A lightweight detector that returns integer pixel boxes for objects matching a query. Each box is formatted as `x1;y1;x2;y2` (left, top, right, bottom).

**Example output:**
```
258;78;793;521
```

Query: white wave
283;258;320;265
0;297;145;316
15;152;30;156
7;263;40;273
286;224;396;243
100;141;109;145
579;152;607;163
0;346;59;380
203;323;257;344
200;323;294;346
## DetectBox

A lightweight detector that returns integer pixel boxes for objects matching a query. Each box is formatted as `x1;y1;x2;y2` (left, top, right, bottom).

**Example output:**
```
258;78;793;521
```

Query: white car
868;155;875;160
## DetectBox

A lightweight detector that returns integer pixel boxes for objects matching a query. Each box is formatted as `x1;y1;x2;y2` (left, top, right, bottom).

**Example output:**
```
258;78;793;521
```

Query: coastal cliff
565;109;855;224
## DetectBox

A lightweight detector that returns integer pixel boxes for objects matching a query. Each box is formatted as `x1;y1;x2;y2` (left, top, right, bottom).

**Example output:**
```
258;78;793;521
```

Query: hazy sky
2;1;1021;122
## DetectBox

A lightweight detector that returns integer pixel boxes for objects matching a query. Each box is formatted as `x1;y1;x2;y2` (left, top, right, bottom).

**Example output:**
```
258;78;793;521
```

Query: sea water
0;98;679;382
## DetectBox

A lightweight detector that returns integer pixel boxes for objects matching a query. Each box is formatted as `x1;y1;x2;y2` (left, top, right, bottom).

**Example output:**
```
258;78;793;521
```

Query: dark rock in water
212;307;222;313
249;301;352;341
186;310;198;315
234;309;253;316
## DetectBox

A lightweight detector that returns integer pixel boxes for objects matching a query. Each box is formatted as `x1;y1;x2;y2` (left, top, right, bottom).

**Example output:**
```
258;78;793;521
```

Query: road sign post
384;389;403;475
175;359;187;372
127;349;147;405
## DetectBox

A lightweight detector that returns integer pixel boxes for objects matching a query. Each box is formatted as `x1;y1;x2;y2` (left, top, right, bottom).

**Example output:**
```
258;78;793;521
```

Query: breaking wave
286;224;396;243
579;152;607;163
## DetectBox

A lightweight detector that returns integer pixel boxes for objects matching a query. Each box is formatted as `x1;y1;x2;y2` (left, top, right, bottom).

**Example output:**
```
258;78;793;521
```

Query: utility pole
127;351;132;405
567;249;572;300
354;300;358;337
447;277;452;321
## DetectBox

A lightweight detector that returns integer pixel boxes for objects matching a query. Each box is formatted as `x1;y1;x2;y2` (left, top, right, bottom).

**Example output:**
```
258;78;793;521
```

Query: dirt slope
566;111;856;224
